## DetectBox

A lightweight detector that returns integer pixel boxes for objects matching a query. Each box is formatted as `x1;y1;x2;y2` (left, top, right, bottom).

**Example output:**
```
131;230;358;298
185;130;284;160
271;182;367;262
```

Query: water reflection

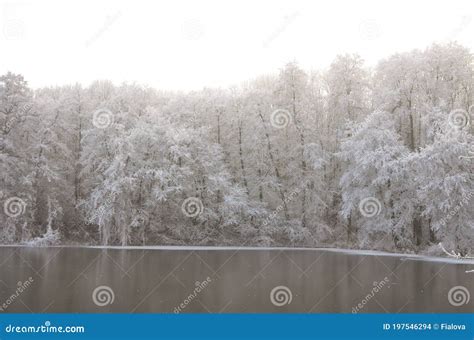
0;247;472;313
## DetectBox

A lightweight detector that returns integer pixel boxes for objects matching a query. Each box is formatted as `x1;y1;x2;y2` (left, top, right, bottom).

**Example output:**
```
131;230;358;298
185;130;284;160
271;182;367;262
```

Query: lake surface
0;246;472;313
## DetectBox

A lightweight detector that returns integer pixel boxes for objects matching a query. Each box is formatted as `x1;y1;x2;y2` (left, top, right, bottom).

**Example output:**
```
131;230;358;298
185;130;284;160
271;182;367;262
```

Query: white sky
1;0;473;91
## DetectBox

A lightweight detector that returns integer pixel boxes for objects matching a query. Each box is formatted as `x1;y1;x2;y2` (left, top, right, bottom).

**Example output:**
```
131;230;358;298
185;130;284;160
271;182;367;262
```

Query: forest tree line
0;42;473;255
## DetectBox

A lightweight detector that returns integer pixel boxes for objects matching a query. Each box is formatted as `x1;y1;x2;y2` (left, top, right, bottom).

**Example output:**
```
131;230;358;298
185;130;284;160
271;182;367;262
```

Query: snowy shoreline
1;244;473;265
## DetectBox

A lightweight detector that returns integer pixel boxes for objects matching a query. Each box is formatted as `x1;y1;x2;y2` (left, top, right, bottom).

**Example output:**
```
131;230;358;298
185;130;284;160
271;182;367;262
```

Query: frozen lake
0;246;472;313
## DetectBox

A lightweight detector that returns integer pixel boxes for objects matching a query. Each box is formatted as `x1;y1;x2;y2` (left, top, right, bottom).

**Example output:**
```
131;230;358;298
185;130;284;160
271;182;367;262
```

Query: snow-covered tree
339;110;411;249
0;42;472;255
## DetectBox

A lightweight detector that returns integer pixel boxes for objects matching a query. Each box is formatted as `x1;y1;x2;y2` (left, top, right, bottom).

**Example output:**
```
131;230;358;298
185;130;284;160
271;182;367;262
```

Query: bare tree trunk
74;106;82;206
407;99;423;248
216;108;222;202
413;217;422;246
347;213;353;243
216;108;221;145
238;120;249;194
258;111;289;219
292;91;307;228
409;112;416;151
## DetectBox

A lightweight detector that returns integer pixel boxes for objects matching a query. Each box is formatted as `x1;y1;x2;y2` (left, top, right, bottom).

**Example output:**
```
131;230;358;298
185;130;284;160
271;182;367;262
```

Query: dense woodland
0;42;473;255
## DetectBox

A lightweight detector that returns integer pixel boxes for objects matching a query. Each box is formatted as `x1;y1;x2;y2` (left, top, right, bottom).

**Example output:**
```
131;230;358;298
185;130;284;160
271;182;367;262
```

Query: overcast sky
1;0;473;91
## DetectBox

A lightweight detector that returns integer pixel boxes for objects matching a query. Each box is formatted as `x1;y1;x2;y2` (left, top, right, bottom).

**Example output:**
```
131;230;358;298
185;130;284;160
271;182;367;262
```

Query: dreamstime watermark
3;102;32;132
3;196;27;218
0;277;34;312
92;285;115;306
358;197;382;218
270;109;292;129
3;18;24;40
92;108;114;129
270;285;292;307
448;107;472;130
2;2;29;40
91;193;114;223
359;19;381;40
5;321;85;334
459;143;474;160
432;191;473;231
173;277;212;313
85;11;121;47
262;180;309;227
446;106;474;160
263;11;300;48
181;197;204;218
351;277;389;313
447;286;470;307
181;18;206;41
